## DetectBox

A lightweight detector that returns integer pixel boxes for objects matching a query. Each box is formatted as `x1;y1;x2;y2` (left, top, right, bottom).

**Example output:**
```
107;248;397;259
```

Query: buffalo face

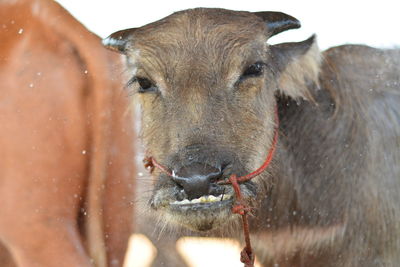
104;8;320;231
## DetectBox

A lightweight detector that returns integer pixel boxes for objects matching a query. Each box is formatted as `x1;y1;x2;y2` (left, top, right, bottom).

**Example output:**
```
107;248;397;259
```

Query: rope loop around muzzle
143;106;279;267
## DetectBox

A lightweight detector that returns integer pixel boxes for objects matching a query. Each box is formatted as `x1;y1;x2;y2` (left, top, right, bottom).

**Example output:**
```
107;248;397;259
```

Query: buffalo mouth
169;193;234;215
170;193;233;206
150;179;257;231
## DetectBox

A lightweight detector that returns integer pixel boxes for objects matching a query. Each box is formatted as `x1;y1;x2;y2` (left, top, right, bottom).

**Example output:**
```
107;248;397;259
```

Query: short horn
253;11;301;37
102;28;136;53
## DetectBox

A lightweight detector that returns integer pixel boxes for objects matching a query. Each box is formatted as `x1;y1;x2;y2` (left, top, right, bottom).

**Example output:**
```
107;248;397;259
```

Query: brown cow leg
2;222;92;267
0;156;91;267
102;89;136;267
0;242;16;267
103;177;135;267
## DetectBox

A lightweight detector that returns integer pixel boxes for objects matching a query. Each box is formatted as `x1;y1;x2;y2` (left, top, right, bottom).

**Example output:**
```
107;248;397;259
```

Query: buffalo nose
172;163;223;200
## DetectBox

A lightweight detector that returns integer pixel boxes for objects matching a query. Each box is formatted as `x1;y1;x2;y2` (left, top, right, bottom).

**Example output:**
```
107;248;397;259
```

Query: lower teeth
171;194;231;205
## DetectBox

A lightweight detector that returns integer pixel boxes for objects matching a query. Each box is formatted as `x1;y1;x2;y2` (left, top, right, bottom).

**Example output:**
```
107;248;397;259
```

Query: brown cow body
0;0;135;266
104;8;400;267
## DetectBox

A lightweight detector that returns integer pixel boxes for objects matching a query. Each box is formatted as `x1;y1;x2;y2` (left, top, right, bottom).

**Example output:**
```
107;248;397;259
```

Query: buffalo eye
127;76;158;93
137;77;158;93
239;61;265;82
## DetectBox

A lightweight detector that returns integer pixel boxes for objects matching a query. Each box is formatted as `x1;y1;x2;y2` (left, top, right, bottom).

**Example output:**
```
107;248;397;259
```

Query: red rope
144;107;279;267
144;155;173;176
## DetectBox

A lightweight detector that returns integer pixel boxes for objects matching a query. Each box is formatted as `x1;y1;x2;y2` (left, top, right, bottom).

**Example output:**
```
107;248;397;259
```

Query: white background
55;0;400;50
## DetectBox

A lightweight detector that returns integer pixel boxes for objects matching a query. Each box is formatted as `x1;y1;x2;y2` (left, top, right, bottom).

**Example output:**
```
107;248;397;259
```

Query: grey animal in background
104;8;400;267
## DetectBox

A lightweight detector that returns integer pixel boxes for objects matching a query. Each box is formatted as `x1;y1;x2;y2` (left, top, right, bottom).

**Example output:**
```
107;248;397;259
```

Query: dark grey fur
104;8;400;267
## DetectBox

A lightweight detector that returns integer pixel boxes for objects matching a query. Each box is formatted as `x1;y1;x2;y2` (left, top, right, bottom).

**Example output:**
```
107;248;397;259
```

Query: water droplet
84;70;88;74
138;172;144;177
81;150;86;155
29;83;34;88
37;72;42;76
10;20;15;24
18;28;23;34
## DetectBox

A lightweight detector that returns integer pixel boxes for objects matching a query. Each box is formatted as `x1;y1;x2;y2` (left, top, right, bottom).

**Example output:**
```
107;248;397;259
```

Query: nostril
209;183;225;196
176;188;186;201
171;176;187;187
205;169;223;183
172;174;210;200
171;163;224;200
221;162;232;174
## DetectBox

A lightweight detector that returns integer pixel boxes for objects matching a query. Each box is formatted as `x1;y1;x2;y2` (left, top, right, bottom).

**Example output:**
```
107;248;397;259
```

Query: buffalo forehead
134;8;267;40
129;9;268;85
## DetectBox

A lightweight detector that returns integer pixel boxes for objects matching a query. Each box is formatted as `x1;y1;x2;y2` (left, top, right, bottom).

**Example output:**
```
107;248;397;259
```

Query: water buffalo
0;0;135;266
104;8;400;267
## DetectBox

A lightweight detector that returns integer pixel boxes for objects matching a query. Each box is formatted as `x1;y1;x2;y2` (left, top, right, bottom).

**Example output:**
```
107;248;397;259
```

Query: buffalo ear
270;35;321;100
253;11;301;37
102;28;137;53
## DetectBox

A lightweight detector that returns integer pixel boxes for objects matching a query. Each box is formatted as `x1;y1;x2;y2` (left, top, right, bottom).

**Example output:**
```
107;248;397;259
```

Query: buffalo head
104;8;320;231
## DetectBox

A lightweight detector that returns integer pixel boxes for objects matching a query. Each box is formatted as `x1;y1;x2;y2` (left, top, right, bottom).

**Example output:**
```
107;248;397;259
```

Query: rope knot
240;248;255;267
143;156;155;173
228;174;251;216
232;204;246;216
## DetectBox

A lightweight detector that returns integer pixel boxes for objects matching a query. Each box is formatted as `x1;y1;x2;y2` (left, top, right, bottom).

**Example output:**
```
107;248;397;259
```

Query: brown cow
0;0;135;266
104;8;400;267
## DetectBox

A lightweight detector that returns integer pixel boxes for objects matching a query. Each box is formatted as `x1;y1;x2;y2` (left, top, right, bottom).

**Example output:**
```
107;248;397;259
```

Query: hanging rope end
240;248;255;267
